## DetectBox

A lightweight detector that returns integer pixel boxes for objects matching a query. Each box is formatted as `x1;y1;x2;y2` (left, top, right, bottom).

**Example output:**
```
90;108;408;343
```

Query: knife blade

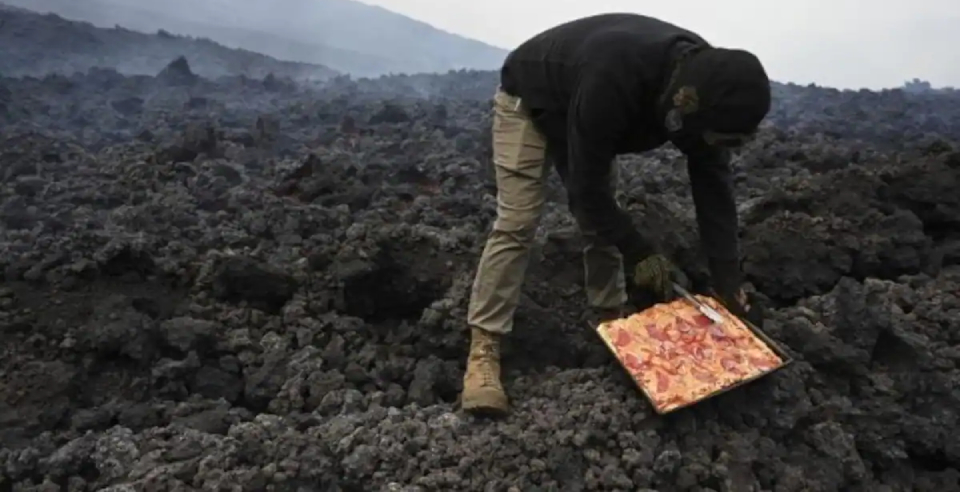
672;282;724;324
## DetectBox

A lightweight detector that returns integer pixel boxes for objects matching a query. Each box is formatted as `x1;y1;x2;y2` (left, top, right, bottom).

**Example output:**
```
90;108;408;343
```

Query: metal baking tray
594;294;793;414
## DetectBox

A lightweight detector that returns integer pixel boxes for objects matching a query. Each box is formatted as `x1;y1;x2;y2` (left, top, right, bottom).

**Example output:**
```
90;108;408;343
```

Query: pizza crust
597;295;784;413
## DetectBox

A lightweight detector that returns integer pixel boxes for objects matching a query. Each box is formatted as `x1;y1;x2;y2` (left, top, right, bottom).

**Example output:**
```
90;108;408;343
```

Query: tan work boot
461;327;509;416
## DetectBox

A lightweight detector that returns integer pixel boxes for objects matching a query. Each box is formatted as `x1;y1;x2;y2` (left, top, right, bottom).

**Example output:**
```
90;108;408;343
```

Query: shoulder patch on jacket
666;86;699;133
672;86;699;114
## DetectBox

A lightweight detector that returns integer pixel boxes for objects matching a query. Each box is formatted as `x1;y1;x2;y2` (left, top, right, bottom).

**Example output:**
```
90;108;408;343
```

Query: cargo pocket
490;90;548;233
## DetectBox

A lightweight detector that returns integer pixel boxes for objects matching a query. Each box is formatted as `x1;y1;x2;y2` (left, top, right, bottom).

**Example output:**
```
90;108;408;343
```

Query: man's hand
707;258;762;324
733;289;750;312
632;254;689;301
712;286;764;326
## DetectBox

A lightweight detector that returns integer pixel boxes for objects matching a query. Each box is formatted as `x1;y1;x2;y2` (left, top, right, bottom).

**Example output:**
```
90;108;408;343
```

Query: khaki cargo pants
467;88;627;334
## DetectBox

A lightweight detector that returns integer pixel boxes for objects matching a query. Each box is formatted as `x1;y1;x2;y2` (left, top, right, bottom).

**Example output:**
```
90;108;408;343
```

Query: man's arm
565;65;658;267
684;143;742;293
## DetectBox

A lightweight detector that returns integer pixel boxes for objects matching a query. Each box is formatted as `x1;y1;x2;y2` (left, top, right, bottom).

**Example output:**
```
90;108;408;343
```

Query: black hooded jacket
500;13;767;282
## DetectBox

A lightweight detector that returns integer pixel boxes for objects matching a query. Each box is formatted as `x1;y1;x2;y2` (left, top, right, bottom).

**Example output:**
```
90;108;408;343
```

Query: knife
672;282;724;324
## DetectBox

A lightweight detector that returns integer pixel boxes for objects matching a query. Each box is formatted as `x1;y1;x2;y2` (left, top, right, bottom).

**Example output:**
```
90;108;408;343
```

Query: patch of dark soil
337;239;455;322
0;277;187;448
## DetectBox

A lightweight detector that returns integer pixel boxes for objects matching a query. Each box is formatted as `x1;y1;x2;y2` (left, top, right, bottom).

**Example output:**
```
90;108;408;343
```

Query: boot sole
461;391;509;416
462;402;509;417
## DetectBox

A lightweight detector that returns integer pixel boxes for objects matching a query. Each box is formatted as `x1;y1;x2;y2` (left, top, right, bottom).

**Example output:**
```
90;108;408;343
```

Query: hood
659;47;772;137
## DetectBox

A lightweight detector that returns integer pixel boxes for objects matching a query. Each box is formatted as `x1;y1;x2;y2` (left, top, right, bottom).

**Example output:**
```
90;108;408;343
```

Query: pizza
596;295;784;413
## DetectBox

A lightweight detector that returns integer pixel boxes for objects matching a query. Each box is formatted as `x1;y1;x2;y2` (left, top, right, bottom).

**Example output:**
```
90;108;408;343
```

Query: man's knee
492;211;540;245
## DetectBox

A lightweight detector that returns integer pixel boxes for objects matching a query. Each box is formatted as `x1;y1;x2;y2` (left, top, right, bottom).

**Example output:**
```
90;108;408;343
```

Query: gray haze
368;0;960;90
0;2;339;80
2;0;508;77
5;0;958;88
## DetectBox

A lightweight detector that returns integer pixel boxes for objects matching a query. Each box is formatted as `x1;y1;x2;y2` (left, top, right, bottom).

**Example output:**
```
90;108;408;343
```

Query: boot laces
475;340;500;387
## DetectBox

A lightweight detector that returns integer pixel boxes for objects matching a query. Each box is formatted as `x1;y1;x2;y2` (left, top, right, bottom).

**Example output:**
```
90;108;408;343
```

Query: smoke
0;0;506;80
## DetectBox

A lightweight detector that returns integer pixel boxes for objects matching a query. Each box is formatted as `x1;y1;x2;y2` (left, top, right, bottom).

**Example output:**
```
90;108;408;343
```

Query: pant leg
467;89;548;335
577;161;628;309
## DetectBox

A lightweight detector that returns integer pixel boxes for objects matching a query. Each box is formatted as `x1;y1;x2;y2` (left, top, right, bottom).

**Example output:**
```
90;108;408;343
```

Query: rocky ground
1;53;960;491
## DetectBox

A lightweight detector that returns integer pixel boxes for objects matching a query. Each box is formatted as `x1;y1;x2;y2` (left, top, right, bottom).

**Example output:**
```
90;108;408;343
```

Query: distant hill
0;3;337;80
0;0;509;77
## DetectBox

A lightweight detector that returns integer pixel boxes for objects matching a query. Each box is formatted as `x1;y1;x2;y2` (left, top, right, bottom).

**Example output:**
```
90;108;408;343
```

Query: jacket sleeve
565;65;659;267
683;143;743;291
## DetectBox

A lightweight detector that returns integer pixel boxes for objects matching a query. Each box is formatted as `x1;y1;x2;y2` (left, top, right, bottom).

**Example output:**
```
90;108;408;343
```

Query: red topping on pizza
597;295;784;413
613;327;633;348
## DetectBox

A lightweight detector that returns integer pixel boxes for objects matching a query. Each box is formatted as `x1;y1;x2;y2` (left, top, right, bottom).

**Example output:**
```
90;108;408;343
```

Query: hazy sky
365;0;960;90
